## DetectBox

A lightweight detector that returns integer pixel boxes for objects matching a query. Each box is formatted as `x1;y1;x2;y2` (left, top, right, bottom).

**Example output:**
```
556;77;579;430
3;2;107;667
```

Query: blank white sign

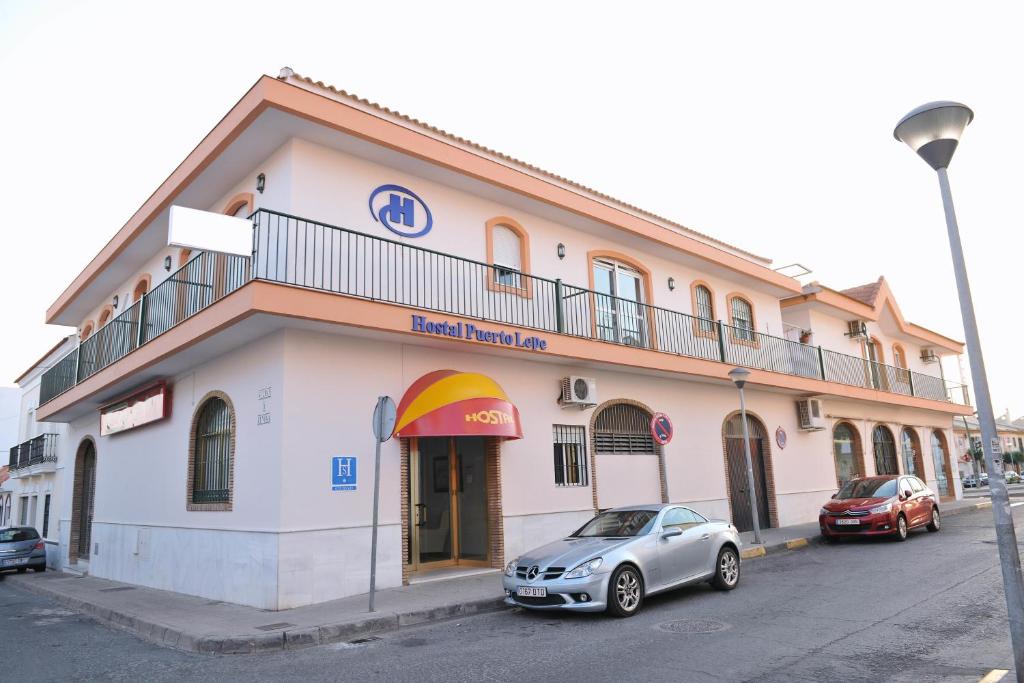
168;205;252;257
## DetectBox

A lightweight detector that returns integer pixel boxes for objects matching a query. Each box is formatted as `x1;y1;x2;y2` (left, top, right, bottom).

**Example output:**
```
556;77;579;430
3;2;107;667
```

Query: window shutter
492;225;522;270
553;445;565;486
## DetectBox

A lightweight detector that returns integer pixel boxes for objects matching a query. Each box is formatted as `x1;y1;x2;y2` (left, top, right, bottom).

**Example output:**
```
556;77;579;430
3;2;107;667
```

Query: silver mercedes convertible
502;504;743;617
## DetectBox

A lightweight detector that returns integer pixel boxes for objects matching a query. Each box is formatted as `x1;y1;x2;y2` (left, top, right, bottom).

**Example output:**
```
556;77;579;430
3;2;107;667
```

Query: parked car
981;472;990;486
962;474;979;488
819;475;939;542
0;527;46;573
502;504;742;617
1005;471;1021;485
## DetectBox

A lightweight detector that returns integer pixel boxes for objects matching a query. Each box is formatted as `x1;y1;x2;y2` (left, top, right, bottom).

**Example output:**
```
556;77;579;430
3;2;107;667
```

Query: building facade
953;415;1024;477
27;69;972;609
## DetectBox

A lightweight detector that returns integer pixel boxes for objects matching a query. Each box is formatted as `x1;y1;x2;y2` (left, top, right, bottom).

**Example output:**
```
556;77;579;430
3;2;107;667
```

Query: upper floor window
492;225;523;287
132;276;151;303
80;322;94;341
695;285;714;321
729;296;755;342
97;307;112;328
892;344;908;369
592;257;648;347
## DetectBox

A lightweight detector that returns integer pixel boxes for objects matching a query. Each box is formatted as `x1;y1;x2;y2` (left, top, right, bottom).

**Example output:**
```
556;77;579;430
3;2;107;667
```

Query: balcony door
592;258;647;348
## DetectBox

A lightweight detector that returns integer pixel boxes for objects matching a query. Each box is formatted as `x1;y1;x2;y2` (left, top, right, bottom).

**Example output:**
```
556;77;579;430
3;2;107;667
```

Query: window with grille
594;403;657;455
730;297;755;341
191;396;233;504
42;494;51;537
695;284;715;333
553;425;588;486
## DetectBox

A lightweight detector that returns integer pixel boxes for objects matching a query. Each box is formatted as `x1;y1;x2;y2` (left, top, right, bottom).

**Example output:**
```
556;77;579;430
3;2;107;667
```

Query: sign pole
368;395;396;613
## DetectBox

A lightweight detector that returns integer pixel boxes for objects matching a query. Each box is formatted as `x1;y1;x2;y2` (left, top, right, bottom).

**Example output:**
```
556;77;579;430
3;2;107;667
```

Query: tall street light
728;367;763;545
895;101;1024;679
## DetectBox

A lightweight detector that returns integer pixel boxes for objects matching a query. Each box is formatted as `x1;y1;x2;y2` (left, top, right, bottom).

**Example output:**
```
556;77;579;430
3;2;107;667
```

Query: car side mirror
661;527;683;539
900;490;912;500
831;493;837;499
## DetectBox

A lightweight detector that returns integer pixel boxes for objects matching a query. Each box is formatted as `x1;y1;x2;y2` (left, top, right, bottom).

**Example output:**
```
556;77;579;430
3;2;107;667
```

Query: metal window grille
42;494;51;538
594;404;657;455
695;285;715;333
731;297;755;341
553;425;588;486
192;397;232;504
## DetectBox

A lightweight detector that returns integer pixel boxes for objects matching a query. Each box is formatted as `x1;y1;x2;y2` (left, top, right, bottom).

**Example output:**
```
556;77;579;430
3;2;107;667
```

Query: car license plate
517;586;547;598
1;557;28;567
835;519;860;526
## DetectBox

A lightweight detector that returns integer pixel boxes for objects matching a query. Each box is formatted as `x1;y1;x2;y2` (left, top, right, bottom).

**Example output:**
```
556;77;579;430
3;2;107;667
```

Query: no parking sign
650;413;674;446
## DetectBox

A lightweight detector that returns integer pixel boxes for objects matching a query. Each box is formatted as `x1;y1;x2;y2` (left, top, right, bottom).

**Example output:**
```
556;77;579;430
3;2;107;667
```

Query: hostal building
29;68;973;609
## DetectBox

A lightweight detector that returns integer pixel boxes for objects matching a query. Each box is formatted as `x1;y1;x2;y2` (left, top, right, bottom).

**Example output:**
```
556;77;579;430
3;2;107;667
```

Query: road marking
1011;502;1024;508
978;669;1008;682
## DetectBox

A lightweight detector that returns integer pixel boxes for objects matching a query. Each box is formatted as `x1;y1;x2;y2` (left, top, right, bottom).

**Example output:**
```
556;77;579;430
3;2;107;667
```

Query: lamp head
893;101;973;170
728;366;751;389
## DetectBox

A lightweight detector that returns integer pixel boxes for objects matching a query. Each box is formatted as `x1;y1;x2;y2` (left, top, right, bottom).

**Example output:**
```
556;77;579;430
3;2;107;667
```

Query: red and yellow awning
394;370;523;440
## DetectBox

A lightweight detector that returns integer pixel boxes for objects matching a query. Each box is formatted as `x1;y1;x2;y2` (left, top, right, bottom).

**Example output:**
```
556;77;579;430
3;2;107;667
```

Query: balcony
8;433;58;476
38;209;970;407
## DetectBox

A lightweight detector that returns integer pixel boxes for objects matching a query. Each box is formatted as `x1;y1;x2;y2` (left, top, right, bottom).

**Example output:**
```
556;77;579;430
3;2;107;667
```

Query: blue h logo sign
383;193;415;227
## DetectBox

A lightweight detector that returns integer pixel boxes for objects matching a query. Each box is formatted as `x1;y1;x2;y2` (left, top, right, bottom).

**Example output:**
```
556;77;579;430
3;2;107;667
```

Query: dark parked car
0;527;46;573
819;475;939;542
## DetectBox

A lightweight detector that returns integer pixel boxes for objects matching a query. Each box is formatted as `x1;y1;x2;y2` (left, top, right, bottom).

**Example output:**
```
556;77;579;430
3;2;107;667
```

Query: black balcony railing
38;208;970;408
8;433;58;471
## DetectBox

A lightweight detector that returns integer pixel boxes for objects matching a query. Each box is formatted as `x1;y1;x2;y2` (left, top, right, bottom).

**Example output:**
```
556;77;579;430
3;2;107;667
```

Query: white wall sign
168;205;252;257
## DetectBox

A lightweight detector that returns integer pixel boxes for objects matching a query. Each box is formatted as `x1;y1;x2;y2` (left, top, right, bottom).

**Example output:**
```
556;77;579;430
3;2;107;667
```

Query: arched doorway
590;400;667;510
69;439;97;564
832;422;864;486
900;427;925;478
930;430;954;499
872;425;898;475
723;413;774;532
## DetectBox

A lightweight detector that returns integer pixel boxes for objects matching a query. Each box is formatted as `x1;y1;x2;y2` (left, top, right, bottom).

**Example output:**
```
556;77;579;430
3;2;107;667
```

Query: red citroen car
819;475;940;542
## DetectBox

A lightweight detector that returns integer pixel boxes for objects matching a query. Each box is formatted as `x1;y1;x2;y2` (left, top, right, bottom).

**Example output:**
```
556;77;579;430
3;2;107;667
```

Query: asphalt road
2;505;1021;683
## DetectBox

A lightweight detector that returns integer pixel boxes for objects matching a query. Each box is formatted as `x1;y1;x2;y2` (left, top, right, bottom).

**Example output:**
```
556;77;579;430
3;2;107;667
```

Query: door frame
407;436;492;575
69;437;97;564
721;411;778;531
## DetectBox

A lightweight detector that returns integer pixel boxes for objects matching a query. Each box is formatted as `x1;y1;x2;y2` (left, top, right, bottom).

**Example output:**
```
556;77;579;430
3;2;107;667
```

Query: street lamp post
895;101;1024;679
728;367;763;545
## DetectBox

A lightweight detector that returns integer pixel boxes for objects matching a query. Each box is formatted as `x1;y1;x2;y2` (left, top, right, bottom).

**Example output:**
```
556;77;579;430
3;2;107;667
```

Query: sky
0;1;1021;417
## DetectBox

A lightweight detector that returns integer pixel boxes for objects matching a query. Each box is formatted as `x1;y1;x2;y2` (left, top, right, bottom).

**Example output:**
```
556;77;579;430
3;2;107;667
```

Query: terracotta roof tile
840;277;884;307
278;68;771;265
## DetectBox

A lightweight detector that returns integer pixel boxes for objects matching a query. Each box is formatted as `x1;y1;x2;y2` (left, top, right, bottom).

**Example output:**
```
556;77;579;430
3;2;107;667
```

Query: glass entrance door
411;436;490;570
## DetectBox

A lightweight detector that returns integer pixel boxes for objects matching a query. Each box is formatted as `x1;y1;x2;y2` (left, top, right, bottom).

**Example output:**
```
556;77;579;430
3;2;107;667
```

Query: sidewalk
3;497;995;655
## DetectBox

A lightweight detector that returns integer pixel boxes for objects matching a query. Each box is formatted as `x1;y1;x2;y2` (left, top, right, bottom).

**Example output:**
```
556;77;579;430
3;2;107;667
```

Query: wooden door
726;437;770;533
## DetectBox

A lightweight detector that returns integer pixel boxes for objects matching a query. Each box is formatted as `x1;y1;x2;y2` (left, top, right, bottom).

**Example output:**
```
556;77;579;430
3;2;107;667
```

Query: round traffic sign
650;413;673;446
372;396;397;443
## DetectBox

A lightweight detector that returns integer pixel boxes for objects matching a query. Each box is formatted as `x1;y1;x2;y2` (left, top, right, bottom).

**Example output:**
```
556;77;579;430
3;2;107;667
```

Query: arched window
80;321;94;341
728;295;756;342
872;425;898;475
591;254;651;348
892;344;908;369
594;403;656;455
930;430;951;497
188;393;235;509
832;422;862;486
691;282;715;335
132;276;151;303
486;217;530;295
900;427;922;477
97;306;112;328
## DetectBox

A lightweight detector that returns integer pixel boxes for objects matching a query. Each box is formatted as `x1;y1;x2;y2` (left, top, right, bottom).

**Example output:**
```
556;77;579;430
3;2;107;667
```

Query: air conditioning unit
560;376;598;408
795;398;826;431
920;349;939;364
846;320;868;339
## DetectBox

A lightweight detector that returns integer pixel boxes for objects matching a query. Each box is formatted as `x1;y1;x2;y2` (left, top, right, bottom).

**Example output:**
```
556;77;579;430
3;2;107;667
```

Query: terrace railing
38;208;970;407
7;433;58;471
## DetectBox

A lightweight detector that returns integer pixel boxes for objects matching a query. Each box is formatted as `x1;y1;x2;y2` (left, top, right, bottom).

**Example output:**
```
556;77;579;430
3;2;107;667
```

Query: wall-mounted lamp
256;173;266;194
668;277;676;291
164;255;173;272
557;243;566;260
112;295;119;309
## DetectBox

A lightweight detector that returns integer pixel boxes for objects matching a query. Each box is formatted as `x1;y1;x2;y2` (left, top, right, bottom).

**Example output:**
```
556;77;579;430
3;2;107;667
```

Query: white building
25;69;972;609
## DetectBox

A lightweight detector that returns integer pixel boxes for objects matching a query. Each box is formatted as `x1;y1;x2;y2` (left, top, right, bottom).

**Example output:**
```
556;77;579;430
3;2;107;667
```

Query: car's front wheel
894;514;909;542
607;565;643;618
711;547;741;590
927;507;941;532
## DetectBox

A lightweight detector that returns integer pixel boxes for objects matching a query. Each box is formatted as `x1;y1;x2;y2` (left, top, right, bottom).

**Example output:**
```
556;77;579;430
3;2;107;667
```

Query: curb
739;500;993;562
6;576;507;654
